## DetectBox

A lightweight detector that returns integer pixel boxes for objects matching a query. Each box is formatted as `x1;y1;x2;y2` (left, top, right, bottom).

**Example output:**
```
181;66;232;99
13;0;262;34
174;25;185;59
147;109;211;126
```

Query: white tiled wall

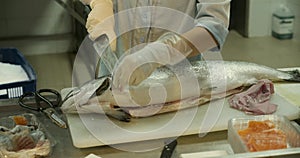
247;0;300;41
0;0;75;55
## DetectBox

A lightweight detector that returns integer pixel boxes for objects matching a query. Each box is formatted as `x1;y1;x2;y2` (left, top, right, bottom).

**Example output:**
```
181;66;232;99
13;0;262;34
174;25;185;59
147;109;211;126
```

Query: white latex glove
113;32;193;90
85;0;116;51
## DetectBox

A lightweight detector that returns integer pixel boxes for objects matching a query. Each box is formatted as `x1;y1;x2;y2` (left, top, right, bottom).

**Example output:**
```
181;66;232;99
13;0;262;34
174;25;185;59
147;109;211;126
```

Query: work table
0;99;229;158
1;92;300;158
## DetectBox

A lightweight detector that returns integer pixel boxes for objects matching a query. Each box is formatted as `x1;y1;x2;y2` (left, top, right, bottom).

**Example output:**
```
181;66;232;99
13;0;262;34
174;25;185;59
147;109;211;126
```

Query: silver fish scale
140;60;293;93
141;61;200;87
146;61;206;82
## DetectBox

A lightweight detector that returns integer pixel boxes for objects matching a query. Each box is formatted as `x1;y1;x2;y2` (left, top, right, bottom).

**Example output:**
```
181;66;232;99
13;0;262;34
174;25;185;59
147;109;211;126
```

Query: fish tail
282;69;300;82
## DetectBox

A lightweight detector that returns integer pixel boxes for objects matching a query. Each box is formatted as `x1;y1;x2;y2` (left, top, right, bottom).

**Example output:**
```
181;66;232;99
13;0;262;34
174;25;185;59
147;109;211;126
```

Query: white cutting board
65;84;300;148
66;94;299;149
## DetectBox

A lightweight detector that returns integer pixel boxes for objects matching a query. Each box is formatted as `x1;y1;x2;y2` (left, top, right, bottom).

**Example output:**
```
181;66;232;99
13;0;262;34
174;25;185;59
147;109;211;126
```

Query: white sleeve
195;0;231;48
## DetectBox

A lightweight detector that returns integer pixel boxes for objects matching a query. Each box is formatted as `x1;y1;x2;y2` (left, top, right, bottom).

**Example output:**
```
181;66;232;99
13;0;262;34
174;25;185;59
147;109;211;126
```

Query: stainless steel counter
1;98;300;158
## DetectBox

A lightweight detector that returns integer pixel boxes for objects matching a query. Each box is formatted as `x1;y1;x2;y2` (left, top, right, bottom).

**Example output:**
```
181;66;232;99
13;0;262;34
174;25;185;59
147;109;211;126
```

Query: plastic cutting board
64;68;300;148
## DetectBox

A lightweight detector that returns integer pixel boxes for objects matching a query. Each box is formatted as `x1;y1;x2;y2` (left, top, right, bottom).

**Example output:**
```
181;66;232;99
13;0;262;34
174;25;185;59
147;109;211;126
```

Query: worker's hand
86;0;116;51
113;43;166;90
113;32;193;90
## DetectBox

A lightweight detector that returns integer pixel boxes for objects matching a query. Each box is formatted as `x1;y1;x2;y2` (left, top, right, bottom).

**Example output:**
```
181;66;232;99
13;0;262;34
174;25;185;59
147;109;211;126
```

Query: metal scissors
18;89;67;129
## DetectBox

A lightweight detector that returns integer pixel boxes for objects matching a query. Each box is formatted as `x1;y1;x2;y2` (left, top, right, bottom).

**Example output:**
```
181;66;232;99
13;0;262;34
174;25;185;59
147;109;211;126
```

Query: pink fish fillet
228;79;277;115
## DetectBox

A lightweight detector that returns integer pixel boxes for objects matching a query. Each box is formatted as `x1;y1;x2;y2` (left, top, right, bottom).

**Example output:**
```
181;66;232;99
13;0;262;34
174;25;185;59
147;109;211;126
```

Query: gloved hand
113;32;194;90
85;0;116;51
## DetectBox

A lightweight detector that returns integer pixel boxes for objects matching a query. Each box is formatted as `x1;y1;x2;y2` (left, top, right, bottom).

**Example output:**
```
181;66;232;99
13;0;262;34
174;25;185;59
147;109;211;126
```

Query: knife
160;139;178;158
93;34;119;75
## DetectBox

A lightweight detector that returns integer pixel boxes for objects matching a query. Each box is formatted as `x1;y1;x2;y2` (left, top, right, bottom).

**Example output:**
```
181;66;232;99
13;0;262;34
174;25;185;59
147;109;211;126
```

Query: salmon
238;120;287;152
61;60;300;121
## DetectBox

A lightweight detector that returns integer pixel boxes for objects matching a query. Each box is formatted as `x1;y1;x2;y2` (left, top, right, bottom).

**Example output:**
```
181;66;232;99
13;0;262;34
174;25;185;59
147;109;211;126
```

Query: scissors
18;89;67;129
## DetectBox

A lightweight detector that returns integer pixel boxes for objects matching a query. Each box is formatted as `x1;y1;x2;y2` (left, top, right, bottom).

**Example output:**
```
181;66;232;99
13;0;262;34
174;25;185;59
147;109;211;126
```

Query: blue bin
0;48;36;99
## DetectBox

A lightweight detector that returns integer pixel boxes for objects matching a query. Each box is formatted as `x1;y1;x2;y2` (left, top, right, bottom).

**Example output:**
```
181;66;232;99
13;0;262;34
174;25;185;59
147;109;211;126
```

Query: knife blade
93;34;119;75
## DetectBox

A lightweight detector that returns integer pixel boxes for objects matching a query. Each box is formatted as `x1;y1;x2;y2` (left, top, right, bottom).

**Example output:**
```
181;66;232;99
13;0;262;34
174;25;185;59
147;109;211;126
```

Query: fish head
61;75;112;113
95;75;112;96
74;75;112;105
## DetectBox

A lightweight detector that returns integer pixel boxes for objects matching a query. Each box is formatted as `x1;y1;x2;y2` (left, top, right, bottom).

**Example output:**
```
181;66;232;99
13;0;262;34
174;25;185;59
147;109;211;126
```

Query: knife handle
160;139;177;158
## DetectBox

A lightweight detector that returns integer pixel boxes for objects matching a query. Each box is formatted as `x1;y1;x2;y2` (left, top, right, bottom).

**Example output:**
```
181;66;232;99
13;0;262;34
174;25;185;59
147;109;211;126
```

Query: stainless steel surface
222;148;300;158
1;98;300;158
54;0;86;26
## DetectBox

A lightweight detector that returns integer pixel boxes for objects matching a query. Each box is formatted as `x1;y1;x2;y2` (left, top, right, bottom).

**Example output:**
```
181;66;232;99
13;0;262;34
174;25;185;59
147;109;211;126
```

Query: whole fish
61;60;300;121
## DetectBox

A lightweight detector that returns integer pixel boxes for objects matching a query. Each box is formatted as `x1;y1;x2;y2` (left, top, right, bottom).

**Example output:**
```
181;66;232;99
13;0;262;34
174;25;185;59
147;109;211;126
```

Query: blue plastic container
0;48;36;99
